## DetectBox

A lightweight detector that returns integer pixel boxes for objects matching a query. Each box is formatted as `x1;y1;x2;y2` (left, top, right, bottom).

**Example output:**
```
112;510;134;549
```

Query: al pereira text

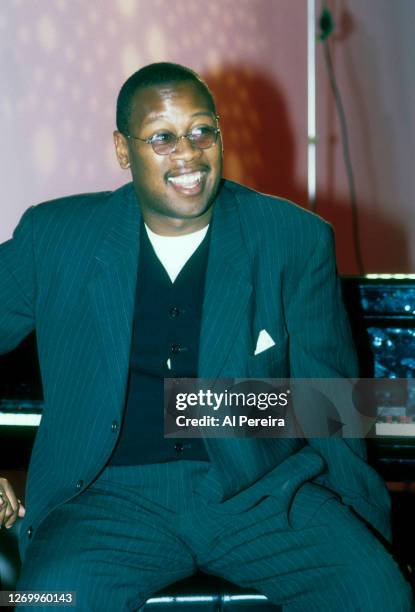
176;415;285;428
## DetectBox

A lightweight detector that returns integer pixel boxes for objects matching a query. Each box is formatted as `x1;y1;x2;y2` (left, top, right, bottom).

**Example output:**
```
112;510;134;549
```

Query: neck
140;206;214;236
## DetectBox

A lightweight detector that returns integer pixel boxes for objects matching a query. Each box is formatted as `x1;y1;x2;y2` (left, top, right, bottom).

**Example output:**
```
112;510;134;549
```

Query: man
0;62;412;610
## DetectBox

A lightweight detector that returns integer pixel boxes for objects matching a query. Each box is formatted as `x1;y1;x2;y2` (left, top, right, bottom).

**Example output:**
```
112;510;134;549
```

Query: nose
169;135;201;161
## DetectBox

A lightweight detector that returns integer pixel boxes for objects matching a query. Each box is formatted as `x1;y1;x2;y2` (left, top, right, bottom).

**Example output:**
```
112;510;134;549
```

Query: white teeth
168;171;203;188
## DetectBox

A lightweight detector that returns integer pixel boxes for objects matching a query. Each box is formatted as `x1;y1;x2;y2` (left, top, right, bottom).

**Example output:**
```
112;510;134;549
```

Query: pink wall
1;1;413;273
316;0;415;273
0;0;307;240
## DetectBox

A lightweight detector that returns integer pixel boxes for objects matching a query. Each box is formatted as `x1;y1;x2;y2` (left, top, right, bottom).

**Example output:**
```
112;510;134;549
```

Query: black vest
108;223;210;465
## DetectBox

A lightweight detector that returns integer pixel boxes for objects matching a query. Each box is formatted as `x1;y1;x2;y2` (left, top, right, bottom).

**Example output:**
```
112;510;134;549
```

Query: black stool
143;572;282;611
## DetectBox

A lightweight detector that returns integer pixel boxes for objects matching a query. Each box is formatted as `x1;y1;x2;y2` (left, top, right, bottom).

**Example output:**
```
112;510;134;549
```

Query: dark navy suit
0;180;411;610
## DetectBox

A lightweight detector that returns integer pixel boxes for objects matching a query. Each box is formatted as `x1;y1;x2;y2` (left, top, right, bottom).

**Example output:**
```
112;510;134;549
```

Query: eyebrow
141;111;215;126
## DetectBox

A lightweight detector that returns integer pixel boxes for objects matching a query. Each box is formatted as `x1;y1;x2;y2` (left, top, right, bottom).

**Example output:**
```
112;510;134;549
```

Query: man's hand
0;477;26;529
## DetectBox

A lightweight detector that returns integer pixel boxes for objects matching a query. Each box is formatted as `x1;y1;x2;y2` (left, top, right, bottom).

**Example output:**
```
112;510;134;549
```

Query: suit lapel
87;180;253;410
199;183;252;378
87;184;141;413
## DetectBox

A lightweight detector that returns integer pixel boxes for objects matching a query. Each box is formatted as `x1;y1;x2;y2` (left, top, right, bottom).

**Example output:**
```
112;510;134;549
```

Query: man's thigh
199;483;413;612
17;483;196;611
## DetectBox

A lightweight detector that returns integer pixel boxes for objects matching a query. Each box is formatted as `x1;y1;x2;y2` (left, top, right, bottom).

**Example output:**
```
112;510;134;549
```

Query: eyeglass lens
152;127;218;155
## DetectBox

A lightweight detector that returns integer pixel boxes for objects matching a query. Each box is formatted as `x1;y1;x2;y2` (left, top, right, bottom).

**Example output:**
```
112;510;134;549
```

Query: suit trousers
17;460;413;611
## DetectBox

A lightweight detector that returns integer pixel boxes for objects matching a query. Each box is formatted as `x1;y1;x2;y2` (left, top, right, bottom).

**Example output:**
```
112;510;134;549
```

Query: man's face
114;81;223;235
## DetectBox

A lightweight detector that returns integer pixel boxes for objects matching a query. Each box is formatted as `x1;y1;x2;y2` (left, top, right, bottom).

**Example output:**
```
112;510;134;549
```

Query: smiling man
0;63;412;610
113;78;222;234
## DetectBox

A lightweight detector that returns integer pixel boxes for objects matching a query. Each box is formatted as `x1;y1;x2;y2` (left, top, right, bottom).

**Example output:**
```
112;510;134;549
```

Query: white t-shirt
144;223;209;283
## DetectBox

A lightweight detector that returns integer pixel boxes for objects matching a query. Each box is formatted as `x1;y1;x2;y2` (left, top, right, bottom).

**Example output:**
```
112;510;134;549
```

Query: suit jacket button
76;480;83;491
111;420;119;433
174;442;183;452
27;526;33;539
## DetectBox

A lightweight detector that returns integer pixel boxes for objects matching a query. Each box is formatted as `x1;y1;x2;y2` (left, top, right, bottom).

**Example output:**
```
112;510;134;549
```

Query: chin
171;207;209;221
171;195;213;218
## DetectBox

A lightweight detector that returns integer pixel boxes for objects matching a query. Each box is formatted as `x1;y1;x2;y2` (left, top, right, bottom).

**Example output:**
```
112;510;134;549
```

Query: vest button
111;420;119;433
171;344;181;354
174;442;183;452
27;526;33;539
76;480;83;491
169;307;180;318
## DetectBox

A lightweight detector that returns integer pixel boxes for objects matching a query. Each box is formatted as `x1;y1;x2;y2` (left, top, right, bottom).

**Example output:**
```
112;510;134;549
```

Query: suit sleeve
0;206;36;354
284;220;366;459
285;221;359;380
284;220;392;541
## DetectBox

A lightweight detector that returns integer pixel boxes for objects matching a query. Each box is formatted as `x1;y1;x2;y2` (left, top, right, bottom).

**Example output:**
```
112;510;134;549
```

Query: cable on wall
318;3;364;274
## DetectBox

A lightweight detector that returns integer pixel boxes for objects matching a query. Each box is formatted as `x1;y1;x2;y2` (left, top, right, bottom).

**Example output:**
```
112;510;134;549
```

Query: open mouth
167;170;207;195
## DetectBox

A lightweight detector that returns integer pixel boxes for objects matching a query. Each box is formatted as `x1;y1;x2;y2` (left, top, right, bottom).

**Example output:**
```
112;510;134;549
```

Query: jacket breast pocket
247;344;288;378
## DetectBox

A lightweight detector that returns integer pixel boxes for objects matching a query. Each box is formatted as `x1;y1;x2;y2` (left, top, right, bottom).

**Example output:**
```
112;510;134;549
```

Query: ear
113;131;131;169
218;130;224;155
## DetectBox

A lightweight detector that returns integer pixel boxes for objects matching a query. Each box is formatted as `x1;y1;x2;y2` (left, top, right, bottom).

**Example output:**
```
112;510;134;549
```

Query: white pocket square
254;329;276;355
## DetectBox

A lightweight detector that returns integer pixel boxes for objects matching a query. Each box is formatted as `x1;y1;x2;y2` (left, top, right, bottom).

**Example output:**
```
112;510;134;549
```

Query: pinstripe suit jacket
0;179;391;559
